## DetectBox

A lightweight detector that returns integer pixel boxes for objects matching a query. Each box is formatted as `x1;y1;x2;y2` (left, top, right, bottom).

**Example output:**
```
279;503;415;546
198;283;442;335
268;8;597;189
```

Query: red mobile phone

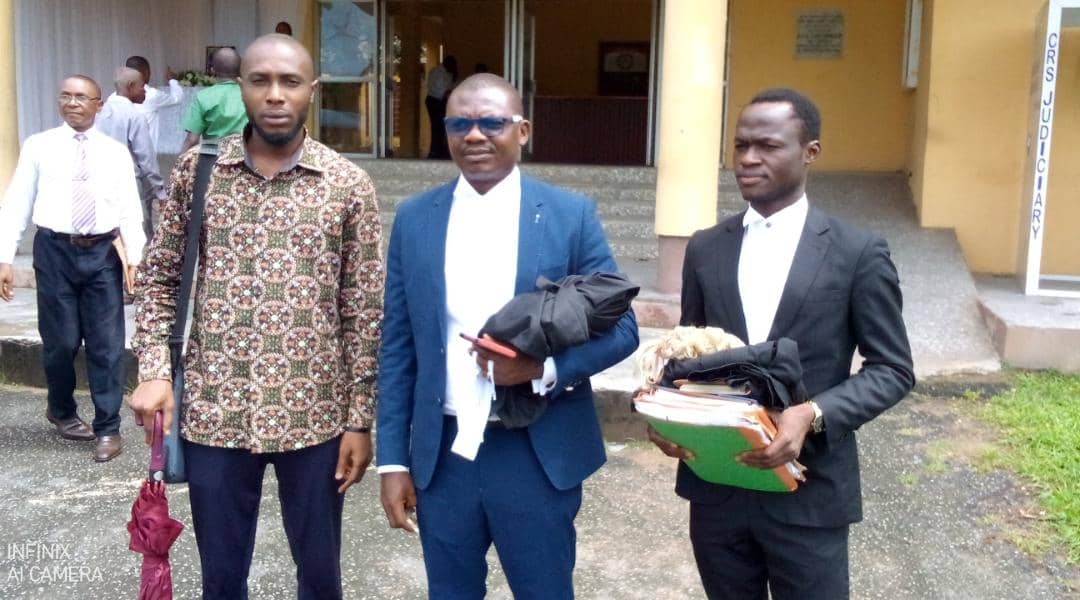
459;332;518;358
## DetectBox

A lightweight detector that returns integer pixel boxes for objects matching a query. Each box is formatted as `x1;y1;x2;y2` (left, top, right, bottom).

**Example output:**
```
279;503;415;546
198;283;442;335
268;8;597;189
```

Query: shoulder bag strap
167;153;215;373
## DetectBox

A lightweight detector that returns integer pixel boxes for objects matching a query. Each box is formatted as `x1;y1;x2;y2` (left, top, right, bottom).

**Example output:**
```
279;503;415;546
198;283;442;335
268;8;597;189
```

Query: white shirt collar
104;94;133;107
453;166;521;201
58;122;98;139
742;194;809;230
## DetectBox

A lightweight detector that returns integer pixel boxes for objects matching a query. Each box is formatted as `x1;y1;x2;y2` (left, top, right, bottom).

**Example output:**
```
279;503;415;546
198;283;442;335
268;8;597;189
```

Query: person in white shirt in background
424;55;458;159
0;75;145;463
121;55;183;154
97;67;167;243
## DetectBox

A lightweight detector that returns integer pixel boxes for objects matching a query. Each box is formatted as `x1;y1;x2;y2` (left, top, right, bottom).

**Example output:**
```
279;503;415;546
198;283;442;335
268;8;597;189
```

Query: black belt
39;227;119;247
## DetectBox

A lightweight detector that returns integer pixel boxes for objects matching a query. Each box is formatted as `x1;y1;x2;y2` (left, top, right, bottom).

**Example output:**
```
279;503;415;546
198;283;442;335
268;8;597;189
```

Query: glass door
518;6;536;158
317;0;378;156
381;0;507;159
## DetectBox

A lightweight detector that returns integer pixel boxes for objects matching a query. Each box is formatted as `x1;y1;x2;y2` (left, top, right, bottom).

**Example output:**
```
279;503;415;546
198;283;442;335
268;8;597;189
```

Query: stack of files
635;386;805;492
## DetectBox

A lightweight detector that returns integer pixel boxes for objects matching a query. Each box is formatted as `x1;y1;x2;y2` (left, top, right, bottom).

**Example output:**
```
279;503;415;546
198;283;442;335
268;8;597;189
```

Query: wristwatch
808;401;824;434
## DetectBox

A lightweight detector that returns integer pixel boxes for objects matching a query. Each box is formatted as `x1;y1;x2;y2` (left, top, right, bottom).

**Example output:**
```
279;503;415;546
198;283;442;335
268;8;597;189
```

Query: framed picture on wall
598;41;650;96
205;46;236;74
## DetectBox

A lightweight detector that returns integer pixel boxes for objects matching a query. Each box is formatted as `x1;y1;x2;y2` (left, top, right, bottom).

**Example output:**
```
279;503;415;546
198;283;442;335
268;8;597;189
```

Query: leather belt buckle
70;235;96;248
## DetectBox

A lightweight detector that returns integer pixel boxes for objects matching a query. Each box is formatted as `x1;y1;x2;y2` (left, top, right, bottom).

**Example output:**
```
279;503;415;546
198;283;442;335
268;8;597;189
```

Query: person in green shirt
179;47;248;154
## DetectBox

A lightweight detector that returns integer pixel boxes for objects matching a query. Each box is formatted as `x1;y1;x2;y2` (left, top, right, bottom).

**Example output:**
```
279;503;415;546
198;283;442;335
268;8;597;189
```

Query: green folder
645;417;798;493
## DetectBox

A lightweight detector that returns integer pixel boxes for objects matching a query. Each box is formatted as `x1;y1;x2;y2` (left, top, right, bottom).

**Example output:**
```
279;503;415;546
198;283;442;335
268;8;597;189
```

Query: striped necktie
70;132;96;234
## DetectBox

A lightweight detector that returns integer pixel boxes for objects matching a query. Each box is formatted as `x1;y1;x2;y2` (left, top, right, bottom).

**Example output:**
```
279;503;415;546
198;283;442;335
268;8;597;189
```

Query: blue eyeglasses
443;115;523;137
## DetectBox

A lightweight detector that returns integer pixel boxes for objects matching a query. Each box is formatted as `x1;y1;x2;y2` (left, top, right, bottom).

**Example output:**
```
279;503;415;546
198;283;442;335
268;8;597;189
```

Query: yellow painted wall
0;0;17;194
909;0;1064;275
725;0;914;171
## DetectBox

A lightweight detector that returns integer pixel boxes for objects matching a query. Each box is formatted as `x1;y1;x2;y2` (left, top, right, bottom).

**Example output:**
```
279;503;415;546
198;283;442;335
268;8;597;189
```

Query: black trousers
33;228;125;435
689;500;850;600
184;436;346;600
138;178;155;243
426;94;449;159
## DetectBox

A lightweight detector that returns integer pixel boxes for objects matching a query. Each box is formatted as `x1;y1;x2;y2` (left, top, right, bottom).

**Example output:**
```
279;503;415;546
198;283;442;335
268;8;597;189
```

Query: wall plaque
796;9;844;58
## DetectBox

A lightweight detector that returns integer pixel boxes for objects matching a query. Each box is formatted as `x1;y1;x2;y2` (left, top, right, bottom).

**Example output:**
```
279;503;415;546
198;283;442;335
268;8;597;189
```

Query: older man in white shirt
0;75;145;463
122;55;183;154
98;67;168;241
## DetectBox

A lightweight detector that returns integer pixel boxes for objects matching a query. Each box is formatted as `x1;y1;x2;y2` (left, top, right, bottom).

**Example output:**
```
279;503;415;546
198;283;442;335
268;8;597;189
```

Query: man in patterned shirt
129;34;383;600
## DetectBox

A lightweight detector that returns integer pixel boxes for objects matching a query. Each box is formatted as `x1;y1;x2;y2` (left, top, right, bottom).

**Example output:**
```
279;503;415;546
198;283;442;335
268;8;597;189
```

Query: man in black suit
648;88;915;599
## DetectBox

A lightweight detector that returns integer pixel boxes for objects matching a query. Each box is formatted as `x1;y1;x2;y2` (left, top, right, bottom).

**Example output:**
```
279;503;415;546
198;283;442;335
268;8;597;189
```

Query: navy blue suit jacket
678;207;914;527
376;175;639;491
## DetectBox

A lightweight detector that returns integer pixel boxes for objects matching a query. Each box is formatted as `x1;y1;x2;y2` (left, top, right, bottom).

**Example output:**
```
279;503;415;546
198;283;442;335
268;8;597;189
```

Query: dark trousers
33;229;125;435
416;417;582;600
689;500;850;600
138;178;155;243
426;95;449;159
184;436;346;600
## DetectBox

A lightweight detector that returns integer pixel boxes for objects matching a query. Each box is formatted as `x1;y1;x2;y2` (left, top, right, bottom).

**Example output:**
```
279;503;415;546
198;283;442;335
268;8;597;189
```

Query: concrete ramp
806;173;1000;378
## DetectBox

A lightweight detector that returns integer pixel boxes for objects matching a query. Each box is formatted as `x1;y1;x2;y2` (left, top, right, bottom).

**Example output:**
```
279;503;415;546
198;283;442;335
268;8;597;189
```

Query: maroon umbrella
127;413;184;600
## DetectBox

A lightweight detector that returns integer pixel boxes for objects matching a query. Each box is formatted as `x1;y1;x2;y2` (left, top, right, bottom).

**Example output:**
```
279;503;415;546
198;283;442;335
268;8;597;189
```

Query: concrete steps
359;160;744;262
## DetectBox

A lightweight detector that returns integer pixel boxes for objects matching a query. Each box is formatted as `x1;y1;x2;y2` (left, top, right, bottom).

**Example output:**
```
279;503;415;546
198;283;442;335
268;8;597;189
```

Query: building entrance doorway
384;0;505;159
316;0;657;165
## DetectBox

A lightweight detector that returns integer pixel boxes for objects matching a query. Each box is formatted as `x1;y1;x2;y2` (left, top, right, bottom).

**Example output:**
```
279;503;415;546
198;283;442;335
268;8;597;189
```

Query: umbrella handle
149;411;165;480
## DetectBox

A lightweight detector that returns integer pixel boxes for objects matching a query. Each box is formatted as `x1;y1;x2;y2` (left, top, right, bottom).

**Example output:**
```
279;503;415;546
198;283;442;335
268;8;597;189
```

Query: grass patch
979;370;1080;564
1005;520;1056;558
924;440;951;473
972;446;1005;474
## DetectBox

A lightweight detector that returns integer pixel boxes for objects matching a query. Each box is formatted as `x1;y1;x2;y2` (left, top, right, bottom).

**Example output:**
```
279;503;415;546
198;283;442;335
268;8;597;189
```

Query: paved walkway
0;385;1076;599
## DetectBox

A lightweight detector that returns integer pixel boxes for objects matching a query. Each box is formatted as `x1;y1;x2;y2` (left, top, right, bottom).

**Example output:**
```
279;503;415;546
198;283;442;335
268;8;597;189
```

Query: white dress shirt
737;195;809;344
426;64;453;99
0;124;146;264
377;167;556;471
138;80;182;153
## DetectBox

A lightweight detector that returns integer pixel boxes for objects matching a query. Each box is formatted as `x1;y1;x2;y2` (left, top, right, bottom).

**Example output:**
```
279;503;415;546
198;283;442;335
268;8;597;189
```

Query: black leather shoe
46;412;96;441
94;435;123;462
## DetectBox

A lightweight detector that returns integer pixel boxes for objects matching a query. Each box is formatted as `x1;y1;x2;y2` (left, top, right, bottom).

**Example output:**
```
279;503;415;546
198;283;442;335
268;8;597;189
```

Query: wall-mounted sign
598;41;650;96
796;9;844;58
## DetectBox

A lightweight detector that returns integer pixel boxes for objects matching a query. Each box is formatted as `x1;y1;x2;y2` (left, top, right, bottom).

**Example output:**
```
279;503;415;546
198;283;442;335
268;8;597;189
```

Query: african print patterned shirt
132;132;384;453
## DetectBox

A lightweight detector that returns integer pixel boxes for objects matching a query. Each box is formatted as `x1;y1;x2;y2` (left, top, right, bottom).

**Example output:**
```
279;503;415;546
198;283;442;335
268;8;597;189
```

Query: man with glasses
377;73;639;599
0;75;145;462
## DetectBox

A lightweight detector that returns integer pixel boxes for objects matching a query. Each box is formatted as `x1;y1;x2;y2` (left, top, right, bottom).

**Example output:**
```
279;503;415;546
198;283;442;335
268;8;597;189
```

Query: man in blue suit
376;73;639;599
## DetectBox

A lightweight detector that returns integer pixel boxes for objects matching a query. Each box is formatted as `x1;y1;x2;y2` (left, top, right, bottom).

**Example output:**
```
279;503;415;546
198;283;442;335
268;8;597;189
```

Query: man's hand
125;266;137;295
335;431;372;494
128;379;174;445
380;471;418;534
737;402;815;469
165;66;178;81
0;263;13;302
473;347;542;386
646;424;695;461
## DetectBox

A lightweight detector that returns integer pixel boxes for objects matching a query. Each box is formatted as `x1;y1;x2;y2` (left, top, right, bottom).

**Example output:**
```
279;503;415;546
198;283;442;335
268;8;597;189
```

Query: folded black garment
482;272;640;360
481;272;640;428
661;337;808;410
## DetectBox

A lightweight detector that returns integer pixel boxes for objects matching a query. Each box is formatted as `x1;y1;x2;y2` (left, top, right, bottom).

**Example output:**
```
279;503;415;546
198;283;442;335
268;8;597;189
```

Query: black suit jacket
677;206;914;527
